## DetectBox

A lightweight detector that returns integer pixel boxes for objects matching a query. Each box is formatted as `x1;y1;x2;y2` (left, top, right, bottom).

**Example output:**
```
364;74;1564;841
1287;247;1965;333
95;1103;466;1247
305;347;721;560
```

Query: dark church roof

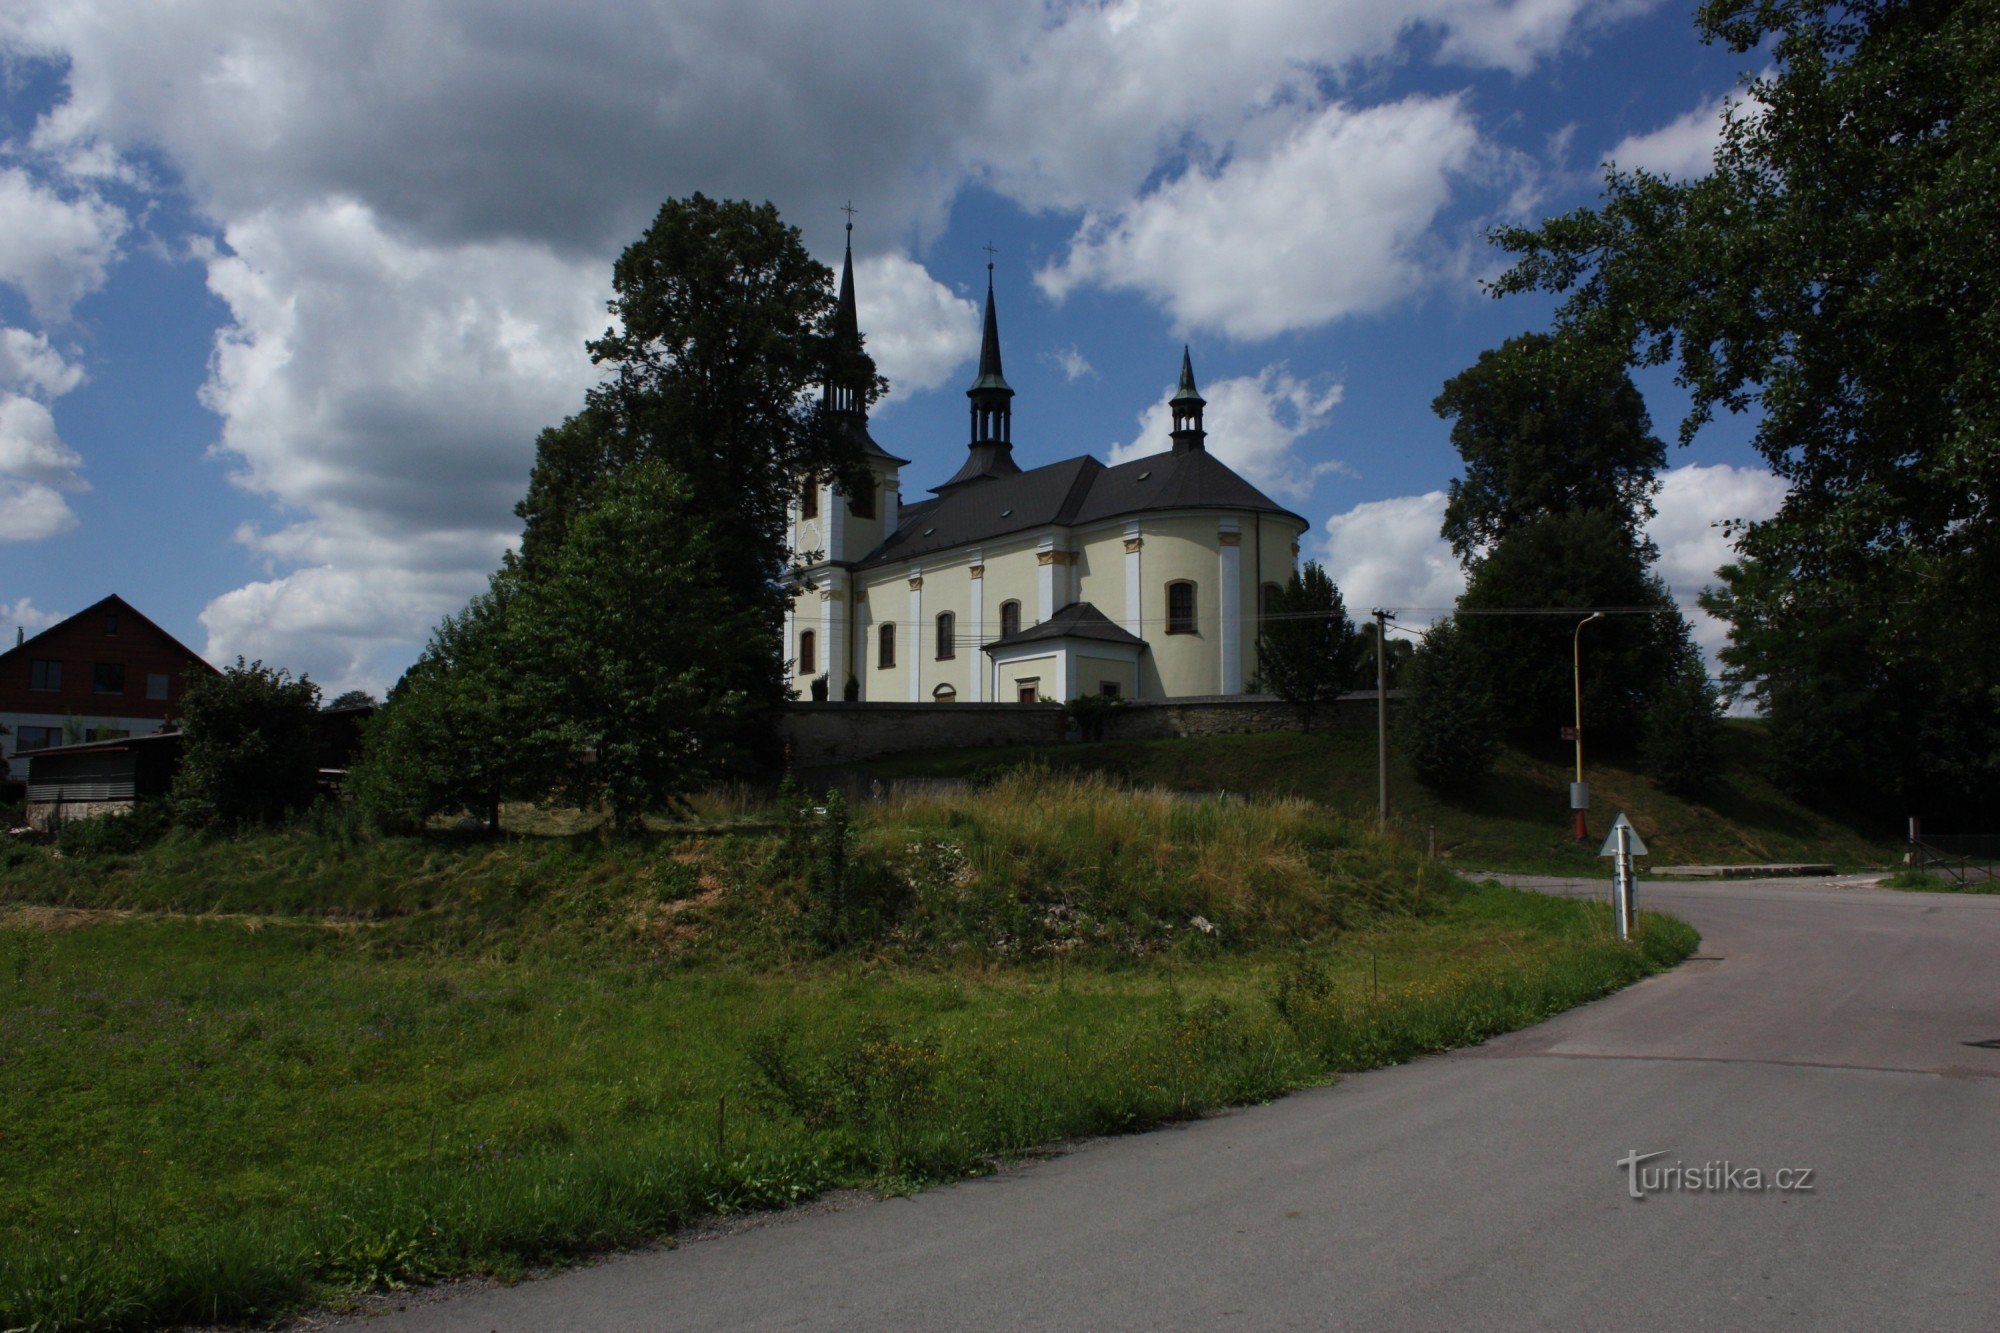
856;446;1306;570
982;601;1147;653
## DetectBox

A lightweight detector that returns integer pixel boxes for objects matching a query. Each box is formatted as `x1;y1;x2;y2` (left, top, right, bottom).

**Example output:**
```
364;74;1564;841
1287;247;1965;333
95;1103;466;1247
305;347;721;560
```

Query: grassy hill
1;774;1695;1330
865;721;1898;875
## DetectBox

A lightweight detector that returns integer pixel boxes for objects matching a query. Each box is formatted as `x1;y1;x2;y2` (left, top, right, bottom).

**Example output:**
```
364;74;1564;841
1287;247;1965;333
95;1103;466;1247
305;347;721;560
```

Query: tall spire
937;257;1022;492
821;210;870;422
1169;345;1207;453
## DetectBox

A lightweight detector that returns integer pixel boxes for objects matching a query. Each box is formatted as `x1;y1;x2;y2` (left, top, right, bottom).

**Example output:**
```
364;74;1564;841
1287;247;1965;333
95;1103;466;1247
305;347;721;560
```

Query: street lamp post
1572;611;1604;840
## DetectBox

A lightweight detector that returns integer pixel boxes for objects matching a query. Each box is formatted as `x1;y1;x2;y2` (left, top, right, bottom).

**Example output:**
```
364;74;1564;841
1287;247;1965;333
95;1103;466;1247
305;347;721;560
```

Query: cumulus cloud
1319;491;1466;629
1643;461;1787;660
854;253;980;399
0;167;127;321
0;595;63;638
1111;366;1348;501
1038;97;1484;338
1605;84;1767;181
194;199;608;683
1046;346;1098;383
1317;463;1789;666
0;327;88;541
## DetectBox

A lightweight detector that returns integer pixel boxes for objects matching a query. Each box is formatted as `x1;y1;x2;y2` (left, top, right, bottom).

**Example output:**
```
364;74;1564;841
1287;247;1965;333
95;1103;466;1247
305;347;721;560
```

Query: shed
23;732;183;830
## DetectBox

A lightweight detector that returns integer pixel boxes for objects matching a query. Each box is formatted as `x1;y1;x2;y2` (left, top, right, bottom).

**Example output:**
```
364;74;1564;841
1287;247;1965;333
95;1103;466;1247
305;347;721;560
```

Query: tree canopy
171;659;321;830
1489;0;1998;817
1432;332;1666;564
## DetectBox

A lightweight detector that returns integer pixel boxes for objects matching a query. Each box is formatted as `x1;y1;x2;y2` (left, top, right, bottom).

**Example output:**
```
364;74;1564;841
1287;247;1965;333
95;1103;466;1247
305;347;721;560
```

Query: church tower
1169;346;1207;453
936;263;1023;492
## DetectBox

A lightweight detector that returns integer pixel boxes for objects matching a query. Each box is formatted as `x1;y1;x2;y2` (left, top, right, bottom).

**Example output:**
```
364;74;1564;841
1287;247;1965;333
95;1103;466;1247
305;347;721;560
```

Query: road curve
362;876;2000;1331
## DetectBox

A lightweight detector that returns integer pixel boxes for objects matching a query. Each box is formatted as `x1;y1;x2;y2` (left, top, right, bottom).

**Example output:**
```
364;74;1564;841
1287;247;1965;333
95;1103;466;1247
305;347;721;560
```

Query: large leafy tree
510;463;760;832
1432;332;1666;563
1489;0;1999;818
1454;509;1698;750
509;194;882;795
1256;561;1356;731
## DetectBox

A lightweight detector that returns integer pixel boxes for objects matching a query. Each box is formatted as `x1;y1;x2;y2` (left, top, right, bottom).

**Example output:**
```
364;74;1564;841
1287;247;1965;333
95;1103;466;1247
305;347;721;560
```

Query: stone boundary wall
779;692;1395;769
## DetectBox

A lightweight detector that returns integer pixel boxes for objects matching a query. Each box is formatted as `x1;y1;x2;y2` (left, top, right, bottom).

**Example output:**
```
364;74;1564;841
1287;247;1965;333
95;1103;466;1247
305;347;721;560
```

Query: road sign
1599;812;1648;858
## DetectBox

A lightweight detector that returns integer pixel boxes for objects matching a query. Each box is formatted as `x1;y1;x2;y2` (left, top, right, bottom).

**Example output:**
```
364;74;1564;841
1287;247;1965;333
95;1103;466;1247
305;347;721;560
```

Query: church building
786;233;1310;704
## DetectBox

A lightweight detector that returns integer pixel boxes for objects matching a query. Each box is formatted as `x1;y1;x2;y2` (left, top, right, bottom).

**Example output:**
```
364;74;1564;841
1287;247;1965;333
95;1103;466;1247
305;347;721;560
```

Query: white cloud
1038;97;1484;339
0;479;77;542
0;168;127;321
0;392;87;541
1604;86;1764;180
1643;461;1787;661
1111;366;1348;501
854;254;980;399
194;198;607;683
1318;491;1466;628
1316;463;1789;667
0;328;84;398
1046;346;1098;383
0;596;63;639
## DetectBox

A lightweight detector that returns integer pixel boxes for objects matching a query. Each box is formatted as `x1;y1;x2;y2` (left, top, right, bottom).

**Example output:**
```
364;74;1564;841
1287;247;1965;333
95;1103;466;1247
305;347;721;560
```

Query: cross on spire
840;200;857;233
982;240;999;273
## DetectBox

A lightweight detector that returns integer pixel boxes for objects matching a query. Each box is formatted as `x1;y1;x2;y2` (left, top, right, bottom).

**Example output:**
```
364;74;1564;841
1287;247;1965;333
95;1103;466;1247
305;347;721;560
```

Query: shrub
1640;648;1722;797
55;801;174;859
171;659;321;831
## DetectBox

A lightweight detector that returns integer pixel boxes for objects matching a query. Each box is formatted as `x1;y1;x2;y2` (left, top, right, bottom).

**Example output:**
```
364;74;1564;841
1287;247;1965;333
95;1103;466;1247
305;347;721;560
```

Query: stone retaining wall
779;691;1394;768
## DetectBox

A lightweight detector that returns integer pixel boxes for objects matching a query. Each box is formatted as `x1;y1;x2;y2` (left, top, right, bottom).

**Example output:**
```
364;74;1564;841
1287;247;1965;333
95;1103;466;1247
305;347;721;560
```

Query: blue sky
0;1;1786;695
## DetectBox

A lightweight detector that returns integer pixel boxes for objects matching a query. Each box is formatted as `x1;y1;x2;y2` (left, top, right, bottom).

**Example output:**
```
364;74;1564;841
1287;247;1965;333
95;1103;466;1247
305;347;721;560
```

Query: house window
14;725;61;752
999;600;1021;639
1099;680;1122;698
798;629;817;677
147;673;170;701
1167;581;1197;634
800;481;819;520
936;611;956;660
932;683;957;702
29;659;60;691
879;622;896;669
94;662;127;694
849;484;875;520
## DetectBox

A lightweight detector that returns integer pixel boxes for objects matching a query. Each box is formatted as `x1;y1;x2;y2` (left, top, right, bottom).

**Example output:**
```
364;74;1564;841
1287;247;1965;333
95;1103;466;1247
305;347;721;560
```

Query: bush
55;801;174;859
171;659;321;831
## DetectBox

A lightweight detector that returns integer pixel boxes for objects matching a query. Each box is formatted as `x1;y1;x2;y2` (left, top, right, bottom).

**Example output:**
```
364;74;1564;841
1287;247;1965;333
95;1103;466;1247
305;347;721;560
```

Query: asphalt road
367;875;2000;1331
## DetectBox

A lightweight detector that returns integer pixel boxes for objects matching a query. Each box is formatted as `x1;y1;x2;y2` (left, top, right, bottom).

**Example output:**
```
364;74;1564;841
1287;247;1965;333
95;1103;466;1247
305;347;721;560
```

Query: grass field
866;722;1897;874
0;775;1696;1331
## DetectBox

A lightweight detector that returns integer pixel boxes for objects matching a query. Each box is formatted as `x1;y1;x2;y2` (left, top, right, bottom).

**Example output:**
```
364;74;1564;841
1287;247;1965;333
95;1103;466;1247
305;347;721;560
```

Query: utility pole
1374;608;1392;827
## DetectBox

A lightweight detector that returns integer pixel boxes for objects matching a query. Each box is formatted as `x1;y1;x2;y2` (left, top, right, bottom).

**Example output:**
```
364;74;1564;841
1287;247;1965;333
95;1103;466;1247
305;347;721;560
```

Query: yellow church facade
786;249;1309;705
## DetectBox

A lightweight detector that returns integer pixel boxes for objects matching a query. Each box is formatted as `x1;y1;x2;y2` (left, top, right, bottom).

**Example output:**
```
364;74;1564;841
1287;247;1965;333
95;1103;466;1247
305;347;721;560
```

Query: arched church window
798;629;816;676
999;600;1021;640
849;483;875;520
1167;581;1197;634
1261;582;1282;621
800;480;819;520
932;683;957;702
936;611;956;660
879;622;896;669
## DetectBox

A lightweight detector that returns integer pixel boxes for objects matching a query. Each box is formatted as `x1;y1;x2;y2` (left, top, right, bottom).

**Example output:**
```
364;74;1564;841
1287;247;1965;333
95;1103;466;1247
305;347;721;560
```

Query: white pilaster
1037;536;1055;623
907;571;923;702
826;482;847;563
783;603;796;689
1219;521;1242;694
1123;525;1143;638
968;553;985;702
819;579;839;698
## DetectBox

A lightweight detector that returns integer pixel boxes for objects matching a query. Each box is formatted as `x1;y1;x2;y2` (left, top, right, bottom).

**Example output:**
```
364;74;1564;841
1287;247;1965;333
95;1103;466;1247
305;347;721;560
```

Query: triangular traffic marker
1598;811;1648;858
